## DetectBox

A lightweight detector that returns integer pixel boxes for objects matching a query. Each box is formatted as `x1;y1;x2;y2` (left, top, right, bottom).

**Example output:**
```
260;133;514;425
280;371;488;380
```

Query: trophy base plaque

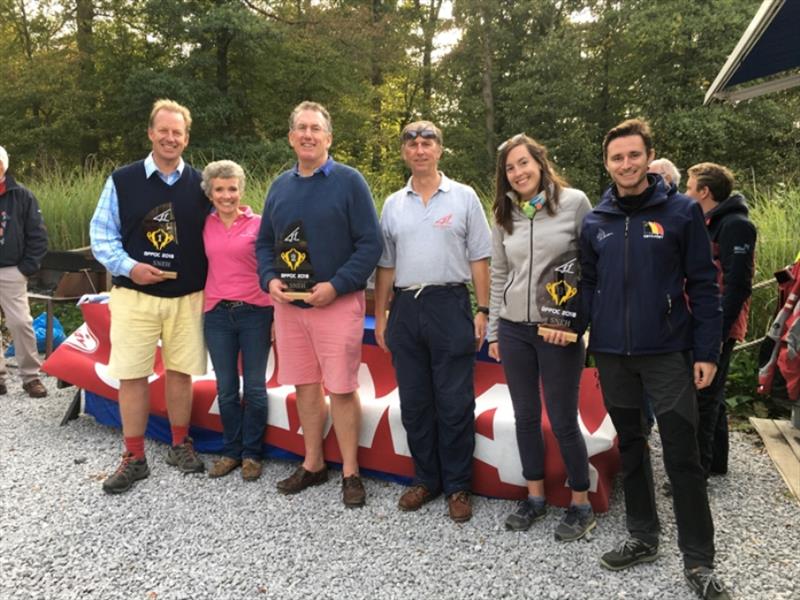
537;325;578;343
285;290;312;300
160;271;178;280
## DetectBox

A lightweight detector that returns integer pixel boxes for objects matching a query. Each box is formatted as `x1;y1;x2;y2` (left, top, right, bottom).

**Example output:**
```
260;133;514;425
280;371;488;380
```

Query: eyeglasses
402;129;439;142
497;133;527;152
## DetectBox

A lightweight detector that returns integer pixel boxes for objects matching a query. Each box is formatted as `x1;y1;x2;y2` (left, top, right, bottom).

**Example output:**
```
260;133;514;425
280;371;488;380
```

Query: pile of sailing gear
758;253;800;403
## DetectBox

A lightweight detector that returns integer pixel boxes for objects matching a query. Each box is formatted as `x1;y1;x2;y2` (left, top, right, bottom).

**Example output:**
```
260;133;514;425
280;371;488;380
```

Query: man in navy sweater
579;119;730;599
91;100;209;494
256;101;382;507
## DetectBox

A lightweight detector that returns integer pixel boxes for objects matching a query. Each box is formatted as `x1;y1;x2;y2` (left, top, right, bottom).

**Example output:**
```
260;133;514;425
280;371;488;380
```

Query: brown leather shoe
241;458;263;482
398;484;438;512
208;457;241;478
342;474;366;508
23;378;47;398
447;490;473;523
277;465;328;494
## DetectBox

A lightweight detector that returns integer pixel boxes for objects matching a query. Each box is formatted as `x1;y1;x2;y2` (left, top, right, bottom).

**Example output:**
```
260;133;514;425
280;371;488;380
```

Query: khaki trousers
0;266;41;382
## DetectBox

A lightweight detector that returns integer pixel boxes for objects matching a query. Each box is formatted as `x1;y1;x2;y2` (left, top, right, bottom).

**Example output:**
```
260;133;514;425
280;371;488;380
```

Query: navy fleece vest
111;160;208;297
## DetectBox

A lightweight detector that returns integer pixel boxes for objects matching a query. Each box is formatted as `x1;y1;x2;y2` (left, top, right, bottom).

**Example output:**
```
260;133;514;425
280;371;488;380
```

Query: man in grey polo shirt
374;120;491;523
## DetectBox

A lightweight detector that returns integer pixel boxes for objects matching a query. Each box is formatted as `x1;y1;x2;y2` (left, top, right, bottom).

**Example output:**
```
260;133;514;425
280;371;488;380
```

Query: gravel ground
1;374;798;600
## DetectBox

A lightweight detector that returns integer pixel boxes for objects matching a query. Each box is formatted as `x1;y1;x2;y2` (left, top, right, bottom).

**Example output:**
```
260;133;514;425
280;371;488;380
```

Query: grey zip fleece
487;187;591;342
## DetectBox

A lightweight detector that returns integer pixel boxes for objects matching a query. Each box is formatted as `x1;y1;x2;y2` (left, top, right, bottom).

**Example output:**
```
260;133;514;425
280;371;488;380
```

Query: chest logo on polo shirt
433;214;453;229
642;221;664;239
144;203;178;251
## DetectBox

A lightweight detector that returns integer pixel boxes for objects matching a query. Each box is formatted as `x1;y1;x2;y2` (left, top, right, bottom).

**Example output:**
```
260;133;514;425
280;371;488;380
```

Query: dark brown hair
602;118;653;161
493;135;566;234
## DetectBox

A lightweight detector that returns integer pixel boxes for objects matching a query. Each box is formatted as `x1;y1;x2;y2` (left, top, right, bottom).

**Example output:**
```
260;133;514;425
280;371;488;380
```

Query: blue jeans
204;303;274;460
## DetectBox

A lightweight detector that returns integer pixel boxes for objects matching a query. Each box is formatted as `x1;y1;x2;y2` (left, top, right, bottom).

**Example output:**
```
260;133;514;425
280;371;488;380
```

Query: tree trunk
76;0;100;161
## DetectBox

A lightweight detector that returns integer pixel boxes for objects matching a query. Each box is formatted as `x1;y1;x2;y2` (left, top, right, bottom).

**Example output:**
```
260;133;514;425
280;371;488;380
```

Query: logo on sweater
596;228;613;242
433;214;453;229
642;221;664;239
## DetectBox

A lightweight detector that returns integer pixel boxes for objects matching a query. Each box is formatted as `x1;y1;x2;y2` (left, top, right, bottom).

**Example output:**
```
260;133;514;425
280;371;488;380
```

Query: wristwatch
476;306;489;315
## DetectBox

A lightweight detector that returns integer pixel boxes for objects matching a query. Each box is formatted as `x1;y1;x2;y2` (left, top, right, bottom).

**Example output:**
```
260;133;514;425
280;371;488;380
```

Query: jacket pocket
502;272;515;306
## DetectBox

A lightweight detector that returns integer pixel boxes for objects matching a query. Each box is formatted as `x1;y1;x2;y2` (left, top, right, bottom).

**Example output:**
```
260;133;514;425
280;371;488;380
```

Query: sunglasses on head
497;133;527;152
402;129;438;142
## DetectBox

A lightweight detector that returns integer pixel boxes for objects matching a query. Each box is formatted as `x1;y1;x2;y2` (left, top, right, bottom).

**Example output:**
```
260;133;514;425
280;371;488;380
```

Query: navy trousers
696;338;736;476
386;286;476;496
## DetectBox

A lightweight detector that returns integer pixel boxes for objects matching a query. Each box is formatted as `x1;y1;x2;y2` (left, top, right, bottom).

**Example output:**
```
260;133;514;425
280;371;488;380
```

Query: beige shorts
108;287;206;379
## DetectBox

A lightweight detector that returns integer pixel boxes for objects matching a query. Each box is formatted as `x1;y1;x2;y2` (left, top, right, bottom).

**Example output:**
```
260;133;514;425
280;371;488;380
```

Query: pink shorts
273;291;365;394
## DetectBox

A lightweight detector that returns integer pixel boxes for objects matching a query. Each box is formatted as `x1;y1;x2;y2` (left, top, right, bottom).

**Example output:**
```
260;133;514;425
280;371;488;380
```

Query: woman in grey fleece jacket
488;134;594;541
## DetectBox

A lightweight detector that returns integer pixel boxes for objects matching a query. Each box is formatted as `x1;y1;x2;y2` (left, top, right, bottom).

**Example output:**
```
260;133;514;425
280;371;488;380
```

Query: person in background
686;162;756;478
648;157;681;189
0;145;48;398
91;99;209;494
374;121;491;523
487;134;595;540
202;160;274;482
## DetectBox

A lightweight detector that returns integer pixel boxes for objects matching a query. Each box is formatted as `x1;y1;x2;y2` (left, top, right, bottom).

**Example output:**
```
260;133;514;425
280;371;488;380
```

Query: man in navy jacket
579;119;730;600
0;146;48;398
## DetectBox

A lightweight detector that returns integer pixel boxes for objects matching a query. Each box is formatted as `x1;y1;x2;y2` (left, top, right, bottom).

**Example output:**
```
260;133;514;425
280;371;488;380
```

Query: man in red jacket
686;162;756;477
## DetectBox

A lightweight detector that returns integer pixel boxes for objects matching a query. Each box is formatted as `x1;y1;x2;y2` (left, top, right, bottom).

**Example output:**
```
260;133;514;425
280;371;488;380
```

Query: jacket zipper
666;293;673;333
527;217;534;322
624;216;631;355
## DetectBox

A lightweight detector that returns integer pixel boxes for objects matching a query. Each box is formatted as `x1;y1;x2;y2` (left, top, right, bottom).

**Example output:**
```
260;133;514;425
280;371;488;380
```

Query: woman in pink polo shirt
201;160;273;481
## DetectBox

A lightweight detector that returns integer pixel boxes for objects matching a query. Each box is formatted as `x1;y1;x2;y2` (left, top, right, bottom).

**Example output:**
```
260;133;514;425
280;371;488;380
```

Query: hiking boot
103;452;150;494
398;485;438;512
505;499;547;531
166;437;205;474
0;380;7;395
447;490;472;523
23;378;47;398
277;465;328;494
685;566;731;600
242;458;263;482
554;505;596;542
208;457;241;478
599;537;659;570
342;474;366;508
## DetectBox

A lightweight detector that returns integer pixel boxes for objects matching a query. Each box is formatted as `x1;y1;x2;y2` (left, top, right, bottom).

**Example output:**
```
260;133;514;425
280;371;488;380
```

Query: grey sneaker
685;566;731;600
504;499;547;531
166;437;205;473
599;537;659;570
103;452;150;494
554;505;597;541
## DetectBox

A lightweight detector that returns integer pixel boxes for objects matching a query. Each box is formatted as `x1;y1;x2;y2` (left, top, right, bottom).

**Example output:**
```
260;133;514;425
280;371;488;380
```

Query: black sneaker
599;537;659;570
166;437;205;473
685;566;731;599
504;499;547;531
0;380;7;395
103;452;150;494
554;505;597;541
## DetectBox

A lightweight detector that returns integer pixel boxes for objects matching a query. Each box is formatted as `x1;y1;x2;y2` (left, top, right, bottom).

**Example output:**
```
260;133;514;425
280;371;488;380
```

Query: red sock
171;425;190;447
124;436;145;460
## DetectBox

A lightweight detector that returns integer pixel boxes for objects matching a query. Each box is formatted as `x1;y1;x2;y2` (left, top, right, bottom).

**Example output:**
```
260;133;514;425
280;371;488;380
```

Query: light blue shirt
89;154;186;277
378;173;491;288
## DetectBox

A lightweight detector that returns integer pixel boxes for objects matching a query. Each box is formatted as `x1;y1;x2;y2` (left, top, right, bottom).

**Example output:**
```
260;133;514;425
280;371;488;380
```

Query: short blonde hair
149;99;192;132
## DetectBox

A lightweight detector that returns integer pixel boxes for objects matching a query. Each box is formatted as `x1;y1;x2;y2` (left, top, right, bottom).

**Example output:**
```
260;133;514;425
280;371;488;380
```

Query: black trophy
535;250;579;343
142;203;178;279
275;221;315;299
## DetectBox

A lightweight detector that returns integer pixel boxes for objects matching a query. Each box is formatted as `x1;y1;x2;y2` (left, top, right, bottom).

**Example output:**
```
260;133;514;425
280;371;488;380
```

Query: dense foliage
1;0;798;198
